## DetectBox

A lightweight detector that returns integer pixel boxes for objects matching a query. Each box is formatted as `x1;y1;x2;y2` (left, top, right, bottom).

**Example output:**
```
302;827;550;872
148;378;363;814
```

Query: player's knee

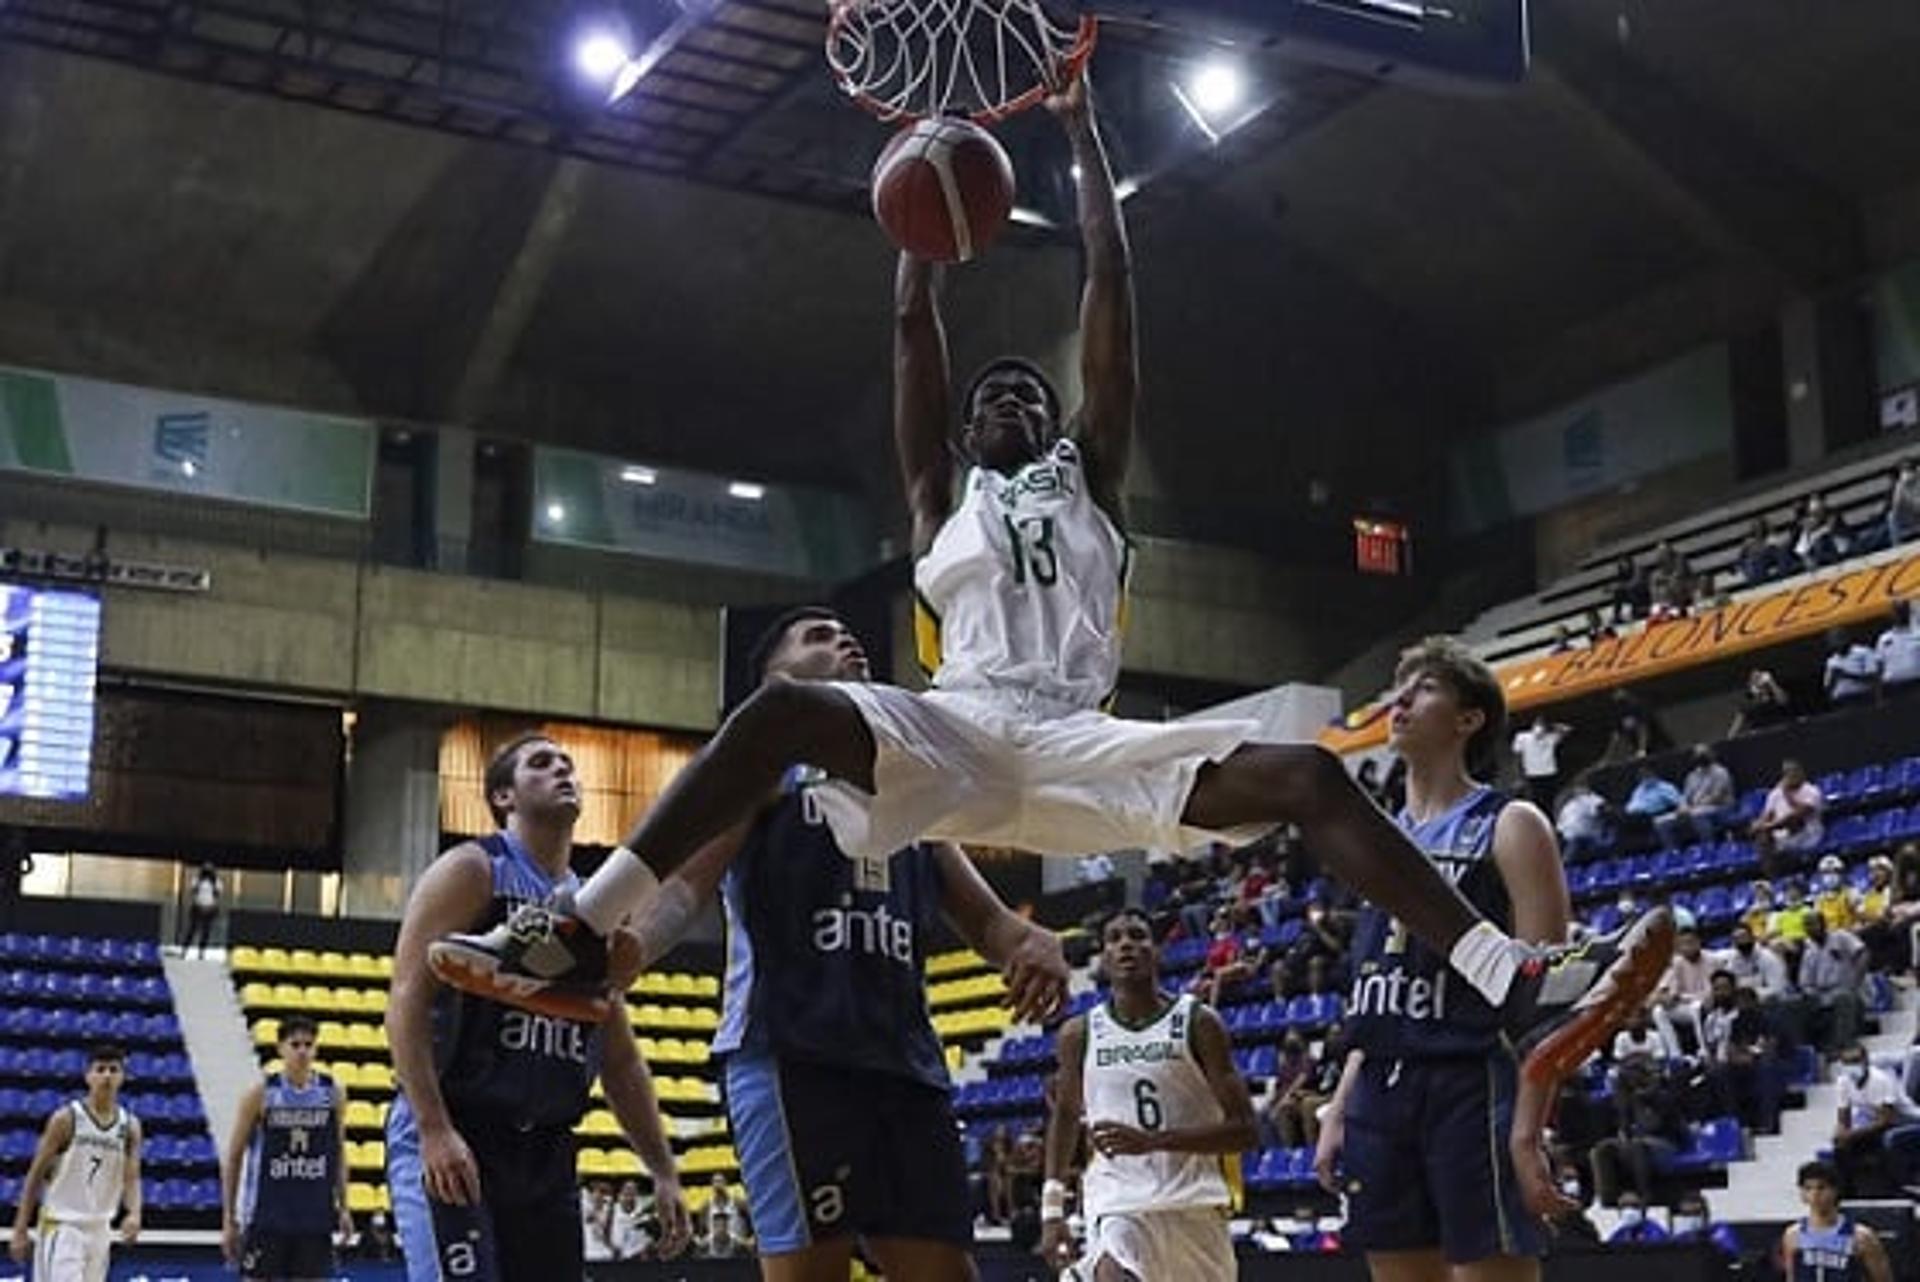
729;675;836;758
1256;743;1350;820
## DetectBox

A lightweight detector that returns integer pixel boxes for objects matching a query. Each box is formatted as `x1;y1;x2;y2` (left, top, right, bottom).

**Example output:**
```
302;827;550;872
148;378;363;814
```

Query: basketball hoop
826;0;1098;125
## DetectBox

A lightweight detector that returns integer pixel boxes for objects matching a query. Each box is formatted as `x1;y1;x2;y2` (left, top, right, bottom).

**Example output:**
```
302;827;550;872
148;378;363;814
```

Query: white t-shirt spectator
1724;944;1790;1000
1798;929;1866;997
1837;1065;1916;1129
1512;725;1567;781
1558;790;1607;843
583;1198;615;1262
1760;781;1824;849
610;1199;651;1259
1877;619;1920;687
1825;643;1881;701
1612;1027;1664;1062
1682;763;1735;812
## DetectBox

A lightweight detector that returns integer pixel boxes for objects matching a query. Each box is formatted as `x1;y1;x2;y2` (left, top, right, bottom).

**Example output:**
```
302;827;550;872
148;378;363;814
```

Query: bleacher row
0;935;220;1228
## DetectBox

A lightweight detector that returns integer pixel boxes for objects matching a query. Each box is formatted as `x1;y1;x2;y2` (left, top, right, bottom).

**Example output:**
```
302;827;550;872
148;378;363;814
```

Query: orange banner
1320;549;1920;755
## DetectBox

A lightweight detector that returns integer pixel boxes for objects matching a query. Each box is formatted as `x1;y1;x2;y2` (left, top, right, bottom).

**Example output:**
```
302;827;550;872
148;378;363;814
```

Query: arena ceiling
0;0;1916;525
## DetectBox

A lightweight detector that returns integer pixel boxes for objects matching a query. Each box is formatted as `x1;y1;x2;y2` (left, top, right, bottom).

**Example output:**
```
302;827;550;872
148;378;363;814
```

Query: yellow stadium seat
685;1184;711;1214
302;988;339;1014
577;1148;612;1177
252;1020;279;1046
346;953;382;979
348;1184;381;1213
685;1007;719;1031
240;982;274;1008
289;949;320;972
374;956;394;978
231;945;264;972
317;952;350;977
259;947;293;973
578;1110;620;1137
690;975;719;998
605;1149;642;1176
359;1064;394;1092
663;973;697;997
945;1045;963;1072
345;1101;381;1130
636;1004;666;1030
318;1020;351;1046
659;1006;692;1030
637;1037;661;1060
329;1063;361;1090
271;983;304;1006
635;972;670;996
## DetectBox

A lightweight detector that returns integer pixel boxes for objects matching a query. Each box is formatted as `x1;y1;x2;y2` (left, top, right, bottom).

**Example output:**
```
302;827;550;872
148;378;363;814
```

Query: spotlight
727;482;765;501
1189;62;1244;116
574;31;632;84
546;501;567;524
619;465;658;486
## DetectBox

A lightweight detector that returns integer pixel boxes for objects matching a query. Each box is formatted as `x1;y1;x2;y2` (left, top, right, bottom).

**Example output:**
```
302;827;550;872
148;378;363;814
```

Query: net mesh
826;0;1096;123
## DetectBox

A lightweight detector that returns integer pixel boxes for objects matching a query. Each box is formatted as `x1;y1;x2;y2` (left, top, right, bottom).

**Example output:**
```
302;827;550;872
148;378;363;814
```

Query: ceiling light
180;460;198;478
620;465;658;485
546;501;567;524
574;32;632;84
1189;62;1245;117
728;482;765;501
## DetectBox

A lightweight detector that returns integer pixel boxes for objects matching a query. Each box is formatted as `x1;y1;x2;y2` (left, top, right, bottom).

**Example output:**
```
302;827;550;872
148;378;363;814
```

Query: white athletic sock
574;846;661;935
1448;920;1519;1007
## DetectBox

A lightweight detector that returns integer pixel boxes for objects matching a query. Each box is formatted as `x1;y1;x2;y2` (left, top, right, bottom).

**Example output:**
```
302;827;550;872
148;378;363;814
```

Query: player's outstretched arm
9;1107;74;1261
895;253;955;555
1858;1223;1894;1282
1040;1016;1088;1270
1050;78;1136;520
1088;1007;1256;1157
614;823;752;989
119;1113;143;1243
387;845;493;1206
220;1081;266;1263
600;1003;690;1258
933;843;1069;1024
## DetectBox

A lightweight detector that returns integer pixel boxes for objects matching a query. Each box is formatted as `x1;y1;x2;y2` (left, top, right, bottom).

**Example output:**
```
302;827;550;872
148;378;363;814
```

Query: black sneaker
1509;907;1676;1089
427;900;614;1023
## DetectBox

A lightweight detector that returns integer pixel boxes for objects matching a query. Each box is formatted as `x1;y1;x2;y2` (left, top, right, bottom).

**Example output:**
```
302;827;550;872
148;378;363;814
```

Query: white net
826;0;1096;123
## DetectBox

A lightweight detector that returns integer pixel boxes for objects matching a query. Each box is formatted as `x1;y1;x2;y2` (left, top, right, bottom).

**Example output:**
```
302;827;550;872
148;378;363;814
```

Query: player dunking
429;78;1672;1109
8;1044;142;1282
625;606;1072;1282
385;734;690;1282
1042;909;1257;1280
1782;1161;1892;1282
221;1015;353;1282
1316;639;1571;1282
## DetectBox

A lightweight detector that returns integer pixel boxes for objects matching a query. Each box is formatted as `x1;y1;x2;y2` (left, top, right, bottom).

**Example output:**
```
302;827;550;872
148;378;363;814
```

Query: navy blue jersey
712;767;949;1091
1348;786;1514;1059
1795;1217;1861;1282
427;832;602;1128
241;1073;339;1234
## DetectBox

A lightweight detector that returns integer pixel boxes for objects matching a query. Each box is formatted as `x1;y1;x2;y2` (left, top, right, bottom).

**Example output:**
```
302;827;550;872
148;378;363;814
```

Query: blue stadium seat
1848;764;1888;806
1567;864;1597;896
1249;1045;1278;1079
1817;772;1848;809
0;1089;26;1120
43;1008;78;1041
1892;757;1920;801
1651;849;1684;885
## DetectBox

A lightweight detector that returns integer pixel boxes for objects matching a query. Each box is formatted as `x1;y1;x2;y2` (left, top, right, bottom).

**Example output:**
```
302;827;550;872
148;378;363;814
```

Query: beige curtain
440;718;701;846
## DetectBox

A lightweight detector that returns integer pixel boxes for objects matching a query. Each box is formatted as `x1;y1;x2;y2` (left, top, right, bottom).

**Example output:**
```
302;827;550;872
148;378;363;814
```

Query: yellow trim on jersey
1220;1152;1244;1214
1100;537;1134;714
913;590;942;679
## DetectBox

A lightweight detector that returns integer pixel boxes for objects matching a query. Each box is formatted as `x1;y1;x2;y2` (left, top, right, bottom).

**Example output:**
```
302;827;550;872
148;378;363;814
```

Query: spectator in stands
1751;759;1824;875
582;1181;615;1263
1656;746;1736;850
984;1127;1013;1225
610;1181;649;1260
1856;855;1910;975
1798;495;1850;568
1768;880;1815;959
1703;971;1783;1132
1259;1033;1324;1149
1550;623;1577;654
358;1212;396;1262
1725;920;1792;1002
1075;851;1115;884
1729;667;1794;738
1767;514;1805;577
1624;767;1684;845
1511;712;1572;811
1604;1192;1668;1244
1875;600;1920;697
704;1175;742;1257
1823;628;1882;707
1888;459;1920;547
179;861;220;957
1608;555;1648;623
1004;1129;1044;1252
1556;777;1612;862
1610;1006;1666;1068
1741;882;1776;940
1812;855;1859;932
1606;687;1670;760
1668;1191;1740;1259
1591;1057;1690;1209
1193;908;1259;1007
1652;928;1713;1057
1584;607;1617;645
1791;914;1867;1053
1647;541;1696;621
1739;518;1784;587
1832;1042;1920;1196
1547;1159;1601;1243
1273;898;1347;996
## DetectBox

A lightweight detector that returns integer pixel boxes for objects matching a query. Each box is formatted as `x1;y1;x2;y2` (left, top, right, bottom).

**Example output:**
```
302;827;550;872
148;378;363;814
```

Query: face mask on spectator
1619;1207;1644;1225
1617;897;1635;914
1819;873;1841;892
1736;939;1755;955
1849;1061;1869;1086
1559;1177;1582;1199
1672;1214;1703;1234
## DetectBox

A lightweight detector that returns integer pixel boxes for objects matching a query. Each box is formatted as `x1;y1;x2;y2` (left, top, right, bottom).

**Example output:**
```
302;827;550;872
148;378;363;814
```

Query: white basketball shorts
811;684;1265;861
34;1221;112;1282
1069;1207;1238;1281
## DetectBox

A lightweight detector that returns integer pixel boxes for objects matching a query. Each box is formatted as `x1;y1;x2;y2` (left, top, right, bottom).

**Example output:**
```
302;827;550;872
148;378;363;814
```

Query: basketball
871;117;1016;263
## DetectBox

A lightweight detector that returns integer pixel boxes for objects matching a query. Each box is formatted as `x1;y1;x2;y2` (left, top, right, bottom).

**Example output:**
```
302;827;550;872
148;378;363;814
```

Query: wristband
1040;1178;1068;1222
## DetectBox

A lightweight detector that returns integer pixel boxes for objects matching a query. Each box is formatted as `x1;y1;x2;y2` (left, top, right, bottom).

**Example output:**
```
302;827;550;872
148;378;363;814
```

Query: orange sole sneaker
1519;907;1675;1090
427;938;614;1024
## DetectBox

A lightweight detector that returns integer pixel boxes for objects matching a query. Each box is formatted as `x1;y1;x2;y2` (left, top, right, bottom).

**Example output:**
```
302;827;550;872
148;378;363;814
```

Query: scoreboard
0;583;101;801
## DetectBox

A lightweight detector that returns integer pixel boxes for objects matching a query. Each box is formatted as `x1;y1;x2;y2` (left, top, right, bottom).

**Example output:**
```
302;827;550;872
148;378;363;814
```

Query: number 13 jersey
916;438;1131;713
1080;993;1231;1218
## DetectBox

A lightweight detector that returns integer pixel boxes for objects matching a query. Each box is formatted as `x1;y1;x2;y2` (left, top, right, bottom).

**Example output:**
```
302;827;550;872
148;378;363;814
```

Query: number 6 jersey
916;438;1131;712
1079;992;1231;1218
